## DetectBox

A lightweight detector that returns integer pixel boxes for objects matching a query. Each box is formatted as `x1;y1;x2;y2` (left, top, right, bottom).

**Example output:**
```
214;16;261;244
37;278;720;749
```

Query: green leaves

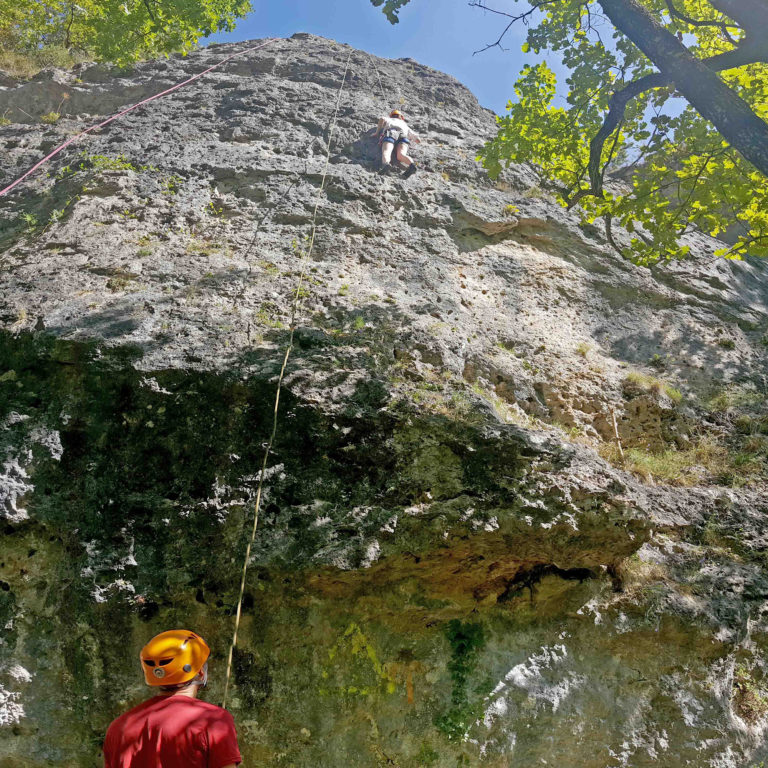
474;0;768;263
0;0;252;66
370;0;411;24
435;620;487;741
371;0;767;261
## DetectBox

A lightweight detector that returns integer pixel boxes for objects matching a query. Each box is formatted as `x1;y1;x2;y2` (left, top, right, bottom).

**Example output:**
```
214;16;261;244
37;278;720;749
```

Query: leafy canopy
0;0;251;66
370;0;411;24
374;0;768;263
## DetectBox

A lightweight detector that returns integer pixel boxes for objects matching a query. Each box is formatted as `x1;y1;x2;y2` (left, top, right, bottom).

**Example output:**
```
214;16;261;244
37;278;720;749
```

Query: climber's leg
397;140;417;179
381;138;395;168
395;139;413;168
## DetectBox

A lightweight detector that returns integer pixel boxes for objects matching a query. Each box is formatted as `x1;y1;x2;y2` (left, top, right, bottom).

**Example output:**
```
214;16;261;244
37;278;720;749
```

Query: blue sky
206;0;537;115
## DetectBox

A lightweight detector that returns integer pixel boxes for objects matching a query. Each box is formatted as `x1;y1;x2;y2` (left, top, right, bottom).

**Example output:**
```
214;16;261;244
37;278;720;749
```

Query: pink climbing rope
0;38;278;198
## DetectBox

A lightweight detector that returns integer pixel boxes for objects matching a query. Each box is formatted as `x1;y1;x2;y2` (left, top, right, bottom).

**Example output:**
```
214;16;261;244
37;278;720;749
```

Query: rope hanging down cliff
0;38;279;198
0;37;359;703
221;48;353;710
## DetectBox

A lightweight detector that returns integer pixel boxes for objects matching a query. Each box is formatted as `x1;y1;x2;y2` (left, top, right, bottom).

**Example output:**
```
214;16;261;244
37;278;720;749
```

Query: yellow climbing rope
222;48;353;709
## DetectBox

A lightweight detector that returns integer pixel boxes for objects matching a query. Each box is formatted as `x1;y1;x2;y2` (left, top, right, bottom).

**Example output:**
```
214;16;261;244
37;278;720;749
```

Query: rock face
1;33;768;768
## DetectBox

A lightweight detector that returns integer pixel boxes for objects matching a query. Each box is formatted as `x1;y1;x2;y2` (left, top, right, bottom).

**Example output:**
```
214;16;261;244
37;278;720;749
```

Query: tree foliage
370;0;411;24
374;0;768;263
0;0;251;67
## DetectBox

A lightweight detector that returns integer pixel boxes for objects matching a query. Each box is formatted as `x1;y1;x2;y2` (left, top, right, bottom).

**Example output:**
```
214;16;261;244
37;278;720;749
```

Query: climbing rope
0;38;278;198
221;48;353;709
366;51;388;108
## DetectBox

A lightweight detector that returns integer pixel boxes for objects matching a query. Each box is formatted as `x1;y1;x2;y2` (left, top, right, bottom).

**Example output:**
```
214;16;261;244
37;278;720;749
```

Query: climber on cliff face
374;109;420;179
102;629;241;768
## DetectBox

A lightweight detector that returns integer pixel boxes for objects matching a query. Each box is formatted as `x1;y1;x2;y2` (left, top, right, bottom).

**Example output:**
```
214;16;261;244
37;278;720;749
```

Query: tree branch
598;0;768;178
585;72;668;199
569;5;768;206
143;0;157;22
664;0;739;44
705;41;768;71
65;3;76;49
720;233;768;257
468;0;560;54
709;0;768;33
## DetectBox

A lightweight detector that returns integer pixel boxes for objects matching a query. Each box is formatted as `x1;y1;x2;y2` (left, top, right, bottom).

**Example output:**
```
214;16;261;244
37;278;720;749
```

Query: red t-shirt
103;695;242;768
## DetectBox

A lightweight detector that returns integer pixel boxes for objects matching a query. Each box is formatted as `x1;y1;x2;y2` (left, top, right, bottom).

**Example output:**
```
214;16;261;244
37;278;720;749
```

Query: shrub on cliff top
0;0;252;69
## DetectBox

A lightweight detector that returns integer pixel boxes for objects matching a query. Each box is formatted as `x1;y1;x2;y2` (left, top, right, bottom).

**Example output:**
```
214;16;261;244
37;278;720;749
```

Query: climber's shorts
382;128;409;145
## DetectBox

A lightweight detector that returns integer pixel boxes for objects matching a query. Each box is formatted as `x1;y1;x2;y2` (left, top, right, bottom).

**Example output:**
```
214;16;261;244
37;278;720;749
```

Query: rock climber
103;629;241;768
374;109;421;178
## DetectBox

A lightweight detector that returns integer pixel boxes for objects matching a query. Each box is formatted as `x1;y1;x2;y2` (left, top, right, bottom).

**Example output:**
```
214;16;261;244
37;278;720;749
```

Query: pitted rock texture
2;34;768;768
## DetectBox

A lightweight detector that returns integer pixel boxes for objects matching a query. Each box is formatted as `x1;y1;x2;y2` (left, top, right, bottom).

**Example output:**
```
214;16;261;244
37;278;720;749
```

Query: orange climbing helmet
140;629;210;687
390;109;405;120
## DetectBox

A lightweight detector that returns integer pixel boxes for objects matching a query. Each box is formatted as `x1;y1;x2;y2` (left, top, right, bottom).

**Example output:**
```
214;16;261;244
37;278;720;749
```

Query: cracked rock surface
2;33;768;768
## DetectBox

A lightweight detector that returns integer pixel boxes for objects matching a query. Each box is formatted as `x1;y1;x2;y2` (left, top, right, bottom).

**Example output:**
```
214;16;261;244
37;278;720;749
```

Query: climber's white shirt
380;116;419;141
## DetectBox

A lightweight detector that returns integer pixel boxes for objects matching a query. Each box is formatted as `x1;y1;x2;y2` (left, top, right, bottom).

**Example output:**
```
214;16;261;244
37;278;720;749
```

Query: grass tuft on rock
624;371;683;402
733;665;768;725
601;434;766;488
0;44;84;78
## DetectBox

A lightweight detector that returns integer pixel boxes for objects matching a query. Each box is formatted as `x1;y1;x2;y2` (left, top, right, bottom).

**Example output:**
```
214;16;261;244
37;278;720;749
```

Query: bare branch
705;41;768;71
468;0;560;54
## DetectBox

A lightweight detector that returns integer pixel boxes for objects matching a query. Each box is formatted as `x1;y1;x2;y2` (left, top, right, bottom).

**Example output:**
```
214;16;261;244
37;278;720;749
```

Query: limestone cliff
1;33;768;768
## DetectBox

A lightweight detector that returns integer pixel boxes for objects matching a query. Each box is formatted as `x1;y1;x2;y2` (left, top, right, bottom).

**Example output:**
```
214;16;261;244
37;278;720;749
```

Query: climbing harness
221;48;354;710
0;38;279;198
381;127;409;145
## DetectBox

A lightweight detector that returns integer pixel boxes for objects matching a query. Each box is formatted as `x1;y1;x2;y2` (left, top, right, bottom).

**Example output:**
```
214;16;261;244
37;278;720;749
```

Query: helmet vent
143;660;156;667
158;658;173;666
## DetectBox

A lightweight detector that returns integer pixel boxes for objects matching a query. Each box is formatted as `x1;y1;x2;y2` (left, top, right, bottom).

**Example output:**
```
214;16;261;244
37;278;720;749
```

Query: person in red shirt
103;629;242;768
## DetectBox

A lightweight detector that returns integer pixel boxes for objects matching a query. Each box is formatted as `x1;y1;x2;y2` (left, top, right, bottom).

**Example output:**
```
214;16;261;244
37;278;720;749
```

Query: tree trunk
709;0;768;32
598;0;768;178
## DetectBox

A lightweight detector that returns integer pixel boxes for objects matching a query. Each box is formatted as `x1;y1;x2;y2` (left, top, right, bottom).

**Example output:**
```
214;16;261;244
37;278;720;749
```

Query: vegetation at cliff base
376;0;768;264
435;619;487;740
0;0;252;70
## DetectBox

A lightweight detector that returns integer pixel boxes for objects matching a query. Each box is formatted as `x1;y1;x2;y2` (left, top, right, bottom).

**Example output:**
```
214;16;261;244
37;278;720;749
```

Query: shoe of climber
403;163;417;180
